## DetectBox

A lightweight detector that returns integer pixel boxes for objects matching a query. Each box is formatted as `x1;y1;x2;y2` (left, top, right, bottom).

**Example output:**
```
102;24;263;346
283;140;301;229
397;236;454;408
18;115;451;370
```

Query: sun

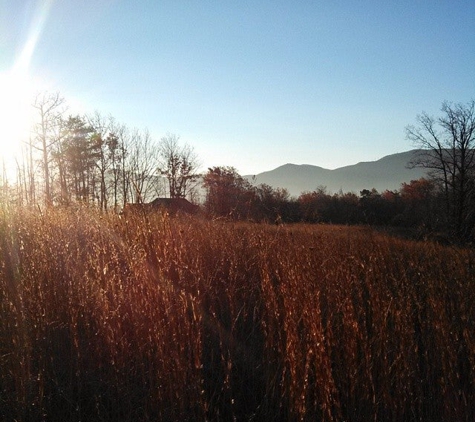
0;69;35;173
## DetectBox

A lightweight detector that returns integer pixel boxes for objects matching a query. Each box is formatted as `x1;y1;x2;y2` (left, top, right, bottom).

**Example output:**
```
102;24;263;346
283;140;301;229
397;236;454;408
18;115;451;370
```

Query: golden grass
1;206;474;421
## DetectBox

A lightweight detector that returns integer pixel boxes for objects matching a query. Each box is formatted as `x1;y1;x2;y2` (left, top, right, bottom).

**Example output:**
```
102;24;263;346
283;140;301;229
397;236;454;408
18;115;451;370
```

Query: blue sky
1;0;474;175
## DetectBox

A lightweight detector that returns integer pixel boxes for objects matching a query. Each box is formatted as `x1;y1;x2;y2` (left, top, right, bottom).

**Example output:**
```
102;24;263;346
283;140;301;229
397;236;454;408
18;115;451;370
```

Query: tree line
1;94;474;242
1;92;200;210
202;169;442;230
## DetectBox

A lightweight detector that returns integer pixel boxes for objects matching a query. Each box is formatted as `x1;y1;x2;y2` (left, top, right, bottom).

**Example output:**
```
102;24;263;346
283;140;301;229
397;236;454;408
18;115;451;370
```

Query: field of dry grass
1;206;474;421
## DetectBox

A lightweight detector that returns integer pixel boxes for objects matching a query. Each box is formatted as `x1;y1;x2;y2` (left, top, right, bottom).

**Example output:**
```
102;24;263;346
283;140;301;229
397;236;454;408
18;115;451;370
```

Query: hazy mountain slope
247;150;429;197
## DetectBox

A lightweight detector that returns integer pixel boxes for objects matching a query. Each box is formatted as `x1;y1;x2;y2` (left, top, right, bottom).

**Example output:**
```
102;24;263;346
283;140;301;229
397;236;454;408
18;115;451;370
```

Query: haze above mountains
246;150;429;197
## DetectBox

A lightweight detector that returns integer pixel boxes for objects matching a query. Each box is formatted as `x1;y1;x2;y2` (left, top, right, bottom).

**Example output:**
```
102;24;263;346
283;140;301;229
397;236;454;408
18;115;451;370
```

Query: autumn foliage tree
399;178;439;228
252;184;295;222
203;166;254;218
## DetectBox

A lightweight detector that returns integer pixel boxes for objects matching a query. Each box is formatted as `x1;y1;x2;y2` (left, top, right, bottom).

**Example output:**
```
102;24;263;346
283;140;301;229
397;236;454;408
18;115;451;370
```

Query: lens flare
0;0;54;176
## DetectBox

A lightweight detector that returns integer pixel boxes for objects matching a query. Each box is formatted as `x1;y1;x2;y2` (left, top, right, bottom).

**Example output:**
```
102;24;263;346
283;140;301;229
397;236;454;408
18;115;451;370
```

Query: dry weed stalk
0;206;473;421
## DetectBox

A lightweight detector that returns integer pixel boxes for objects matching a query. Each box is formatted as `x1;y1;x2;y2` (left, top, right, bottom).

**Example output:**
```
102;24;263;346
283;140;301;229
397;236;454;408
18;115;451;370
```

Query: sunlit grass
1;206;474;421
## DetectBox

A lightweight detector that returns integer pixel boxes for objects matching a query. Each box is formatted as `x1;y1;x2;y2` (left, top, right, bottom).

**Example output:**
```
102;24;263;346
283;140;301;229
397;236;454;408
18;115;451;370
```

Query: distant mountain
246;150;429;197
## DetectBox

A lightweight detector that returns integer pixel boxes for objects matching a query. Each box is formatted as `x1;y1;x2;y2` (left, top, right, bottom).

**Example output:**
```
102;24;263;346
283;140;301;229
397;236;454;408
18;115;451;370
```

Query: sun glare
0;70;35;172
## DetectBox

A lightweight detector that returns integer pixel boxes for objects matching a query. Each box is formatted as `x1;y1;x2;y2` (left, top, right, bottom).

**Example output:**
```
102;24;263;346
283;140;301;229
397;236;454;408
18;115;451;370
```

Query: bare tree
105;121;130;210
406;100;475;239
32;92;66;207
87;111;117;210
15;138;38;207
126;129;160;204
158;133;200;199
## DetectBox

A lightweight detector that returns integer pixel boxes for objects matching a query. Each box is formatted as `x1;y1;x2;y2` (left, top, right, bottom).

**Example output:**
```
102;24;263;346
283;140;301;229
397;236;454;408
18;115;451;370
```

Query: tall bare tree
406;100;475;239
87;112;117;210
14;142;34;206
32;92;66;207
126;129;160;204
106;121;129;210
158;134;199;199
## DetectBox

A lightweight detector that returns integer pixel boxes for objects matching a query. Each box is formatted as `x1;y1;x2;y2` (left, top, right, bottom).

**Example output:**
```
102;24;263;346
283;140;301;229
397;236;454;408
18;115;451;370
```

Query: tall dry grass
0;205;474;421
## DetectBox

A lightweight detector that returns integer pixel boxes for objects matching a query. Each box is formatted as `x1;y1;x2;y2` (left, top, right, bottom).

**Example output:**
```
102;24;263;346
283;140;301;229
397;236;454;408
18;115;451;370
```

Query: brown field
1;206;474;421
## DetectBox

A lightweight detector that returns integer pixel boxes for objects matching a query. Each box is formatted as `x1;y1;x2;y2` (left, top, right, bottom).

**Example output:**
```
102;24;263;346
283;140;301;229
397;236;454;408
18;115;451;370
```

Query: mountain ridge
246;150;429;197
